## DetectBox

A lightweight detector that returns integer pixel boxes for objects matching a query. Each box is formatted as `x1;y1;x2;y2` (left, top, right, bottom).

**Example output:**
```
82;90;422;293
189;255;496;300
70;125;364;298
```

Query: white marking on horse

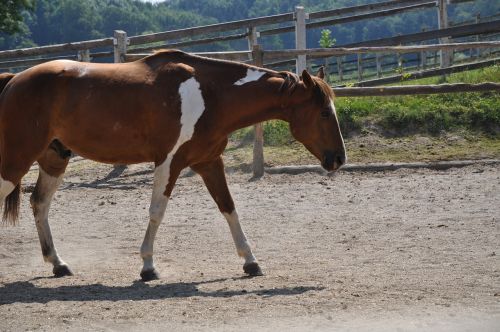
32;168;68;268
234;68;265;86
141;76;206;274
223;210;257;265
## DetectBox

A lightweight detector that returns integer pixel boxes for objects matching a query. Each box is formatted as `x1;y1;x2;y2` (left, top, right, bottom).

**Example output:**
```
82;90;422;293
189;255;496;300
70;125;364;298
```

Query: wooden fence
0;0;498;177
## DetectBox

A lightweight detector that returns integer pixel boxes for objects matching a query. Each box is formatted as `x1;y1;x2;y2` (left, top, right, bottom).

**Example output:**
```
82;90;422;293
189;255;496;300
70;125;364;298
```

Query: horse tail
3;184;20;225
0;73;20;225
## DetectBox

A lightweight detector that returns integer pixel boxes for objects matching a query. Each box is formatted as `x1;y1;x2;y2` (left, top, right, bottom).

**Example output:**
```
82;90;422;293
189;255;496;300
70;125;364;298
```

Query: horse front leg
140;158;181;281
32;145;71;277
191;157;262;276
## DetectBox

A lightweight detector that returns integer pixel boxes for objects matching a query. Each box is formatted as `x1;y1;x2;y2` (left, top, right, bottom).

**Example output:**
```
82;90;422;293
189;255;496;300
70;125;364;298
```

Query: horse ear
316;66;325;79
301;70;315;89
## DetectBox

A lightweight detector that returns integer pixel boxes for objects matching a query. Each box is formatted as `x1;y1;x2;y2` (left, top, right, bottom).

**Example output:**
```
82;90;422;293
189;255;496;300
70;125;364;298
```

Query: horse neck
219;75;294;134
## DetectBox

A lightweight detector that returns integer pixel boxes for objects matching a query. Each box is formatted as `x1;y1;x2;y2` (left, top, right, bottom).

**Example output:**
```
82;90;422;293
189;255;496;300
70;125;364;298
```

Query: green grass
336;66;500;135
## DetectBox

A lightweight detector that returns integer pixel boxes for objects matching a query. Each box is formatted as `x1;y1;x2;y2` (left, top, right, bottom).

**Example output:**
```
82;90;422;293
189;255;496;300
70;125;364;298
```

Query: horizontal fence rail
0;38;113;60
127;13;294;46
262;41;500;59
348;57;500;87
341;20;500;47
333;82;500;96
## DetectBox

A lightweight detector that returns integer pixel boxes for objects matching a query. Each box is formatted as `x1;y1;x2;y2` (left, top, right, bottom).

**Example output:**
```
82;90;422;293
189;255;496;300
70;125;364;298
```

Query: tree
0;0;34;34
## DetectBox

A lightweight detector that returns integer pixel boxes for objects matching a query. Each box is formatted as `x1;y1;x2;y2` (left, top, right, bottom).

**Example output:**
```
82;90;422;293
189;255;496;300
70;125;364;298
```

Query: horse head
281;68;346;172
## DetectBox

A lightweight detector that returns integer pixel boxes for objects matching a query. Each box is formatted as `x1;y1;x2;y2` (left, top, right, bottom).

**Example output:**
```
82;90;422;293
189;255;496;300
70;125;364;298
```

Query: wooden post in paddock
437;0;451;68
77;49;90;62
113;30;128;64
251;44;265;178
357;53;363;81
112;30;129;174
376;53;382;78
295;6;307;74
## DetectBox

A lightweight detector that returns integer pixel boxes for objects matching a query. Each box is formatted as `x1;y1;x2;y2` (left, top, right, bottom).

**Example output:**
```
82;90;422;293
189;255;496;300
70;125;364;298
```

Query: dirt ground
0;158;499;331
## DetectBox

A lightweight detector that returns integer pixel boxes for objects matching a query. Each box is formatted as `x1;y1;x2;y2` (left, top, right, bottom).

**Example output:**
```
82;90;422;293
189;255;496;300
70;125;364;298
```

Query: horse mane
278;71;299;95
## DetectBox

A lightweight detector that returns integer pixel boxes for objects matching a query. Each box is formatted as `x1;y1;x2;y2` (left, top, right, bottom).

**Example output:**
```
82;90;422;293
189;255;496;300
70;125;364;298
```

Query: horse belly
56;120;156;165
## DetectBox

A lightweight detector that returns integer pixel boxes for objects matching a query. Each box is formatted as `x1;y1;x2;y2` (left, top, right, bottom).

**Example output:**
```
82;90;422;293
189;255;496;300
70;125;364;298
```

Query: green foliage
263;120;293;146
1;0;497;52
319;29;335;48
0;0;34;34
335;67;500;136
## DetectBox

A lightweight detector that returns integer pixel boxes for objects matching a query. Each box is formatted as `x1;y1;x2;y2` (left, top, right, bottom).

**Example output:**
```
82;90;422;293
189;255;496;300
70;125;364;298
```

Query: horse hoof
53;265;73;278
243;262;263;276
140;269;160;282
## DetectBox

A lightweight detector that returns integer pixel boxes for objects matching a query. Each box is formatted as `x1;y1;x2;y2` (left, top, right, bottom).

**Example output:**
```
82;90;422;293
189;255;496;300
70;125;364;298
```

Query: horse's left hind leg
31;142;71;277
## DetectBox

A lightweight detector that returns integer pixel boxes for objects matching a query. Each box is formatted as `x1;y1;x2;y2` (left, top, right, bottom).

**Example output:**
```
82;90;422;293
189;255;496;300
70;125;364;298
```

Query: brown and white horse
0;50;346;281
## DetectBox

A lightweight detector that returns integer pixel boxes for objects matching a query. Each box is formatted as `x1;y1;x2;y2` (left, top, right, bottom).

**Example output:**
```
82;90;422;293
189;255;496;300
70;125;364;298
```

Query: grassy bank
336;66;500;136
224;66;499;167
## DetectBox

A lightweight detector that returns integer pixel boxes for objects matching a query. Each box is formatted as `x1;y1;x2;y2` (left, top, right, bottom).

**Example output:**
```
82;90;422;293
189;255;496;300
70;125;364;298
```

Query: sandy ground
0;159;499;331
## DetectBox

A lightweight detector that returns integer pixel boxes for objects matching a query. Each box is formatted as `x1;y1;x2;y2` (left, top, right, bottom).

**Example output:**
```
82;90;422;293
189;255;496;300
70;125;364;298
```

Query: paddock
0;159;499;331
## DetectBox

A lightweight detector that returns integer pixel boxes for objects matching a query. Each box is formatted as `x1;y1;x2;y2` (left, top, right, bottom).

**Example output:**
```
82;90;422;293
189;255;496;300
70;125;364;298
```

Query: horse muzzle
322;151;346;172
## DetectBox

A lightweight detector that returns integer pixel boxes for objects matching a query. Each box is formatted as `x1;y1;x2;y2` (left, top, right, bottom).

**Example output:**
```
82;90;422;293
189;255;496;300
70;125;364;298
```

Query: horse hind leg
31;141;72;277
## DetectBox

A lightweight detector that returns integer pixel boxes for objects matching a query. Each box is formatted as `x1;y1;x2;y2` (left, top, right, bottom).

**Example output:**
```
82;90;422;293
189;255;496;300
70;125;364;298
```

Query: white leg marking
0;176;15;200
141;161;170;272
223;210;257;265
31;168;68;268
234;68;265;86
140;76;206;273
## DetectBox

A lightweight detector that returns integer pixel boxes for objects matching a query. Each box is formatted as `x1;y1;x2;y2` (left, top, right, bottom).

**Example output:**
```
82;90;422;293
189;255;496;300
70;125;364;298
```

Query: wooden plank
376;53;382;78
437;0;451;67
128;32;248;54
127;13;294;46
263;41;500;59
260;1;436;37
113;30;128;63
333;83;500;96
0;38;113;60
77;49;91;62
295;6;307;74
251;44;265;178
307;2;436;30
309;0;436;20
349;57;500;87
357;54;363;81
265;159;499;175
339;20;500;48
0;55;77;70
125;50;251;62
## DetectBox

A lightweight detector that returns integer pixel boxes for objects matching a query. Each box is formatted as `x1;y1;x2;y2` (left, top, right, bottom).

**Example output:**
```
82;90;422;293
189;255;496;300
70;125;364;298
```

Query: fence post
247;26;258;60
337;57;343;83
294;6;307;74
77;49;90;62
251;44;265;178
437;0;451;68
420;28;426;70
376;53;382;78
357;53;363;81
476;14;482;58
114;30;128;63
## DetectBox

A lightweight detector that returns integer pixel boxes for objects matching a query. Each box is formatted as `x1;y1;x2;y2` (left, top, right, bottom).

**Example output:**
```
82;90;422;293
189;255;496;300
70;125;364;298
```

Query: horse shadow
0;277;323;305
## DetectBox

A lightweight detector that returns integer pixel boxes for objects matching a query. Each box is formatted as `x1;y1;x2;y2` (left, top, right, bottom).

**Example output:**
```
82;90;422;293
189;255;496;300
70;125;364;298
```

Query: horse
0;49;346;281
0;72;15;92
